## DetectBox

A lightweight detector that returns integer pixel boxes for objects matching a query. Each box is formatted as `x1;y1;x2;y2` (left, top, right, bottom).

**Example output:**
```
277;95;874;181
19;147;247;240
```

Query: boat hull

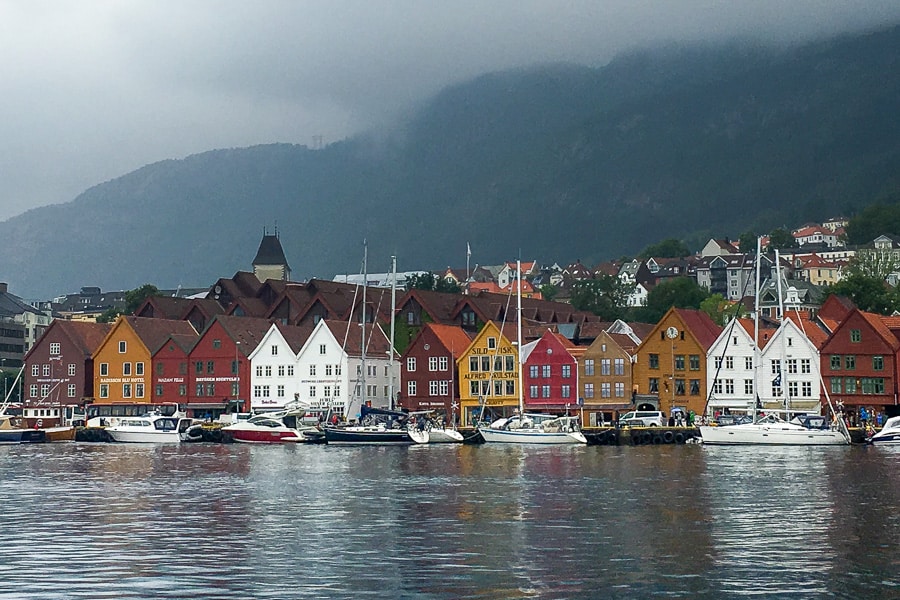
42;426;76;442
227;429;304;443
869;431;900;445
425;428;465;443
106;430;183;443
479;427;587;445
323;427;414;445
0;429;46;444
699;424;847;445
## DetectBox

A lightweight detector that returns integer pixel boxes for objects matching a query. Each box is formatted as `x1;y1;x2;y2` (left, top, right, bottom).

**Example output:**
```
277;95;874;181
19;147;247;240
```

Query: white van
619;411;664;427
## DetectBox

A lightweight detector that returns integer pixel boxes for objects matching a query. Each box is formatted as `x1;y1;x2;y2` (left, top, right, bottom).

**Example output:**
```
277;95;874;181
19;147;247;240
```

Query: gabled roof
673;308;722;351
423;323;474;358
858;311;900;352
397;288;464;324
202;315;273;356
158;333;200;354
323;320;393;359
275;322;316;354
252;233;290;269
783;312;830;349
227;296;270;318
26;320;112;361
121;316;198;355
134;296;195;320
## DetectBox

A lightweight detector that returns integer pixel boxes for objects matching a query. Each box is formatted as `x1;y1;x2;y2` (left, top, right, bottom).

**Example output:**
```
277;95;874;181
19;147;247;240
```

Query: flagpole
466;242;471;283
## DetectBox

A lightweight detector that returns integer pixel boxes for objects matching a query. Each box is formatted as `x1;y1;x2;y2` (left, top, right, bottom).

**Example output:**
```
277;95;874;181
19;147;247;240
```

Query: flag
772;372;782;387
467;242;471;258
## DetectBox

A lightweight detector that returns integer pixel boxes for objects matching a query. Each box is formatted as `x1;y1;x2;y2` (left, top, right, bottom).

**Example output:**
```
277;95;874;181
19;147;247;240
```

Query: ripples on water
0;442;897;599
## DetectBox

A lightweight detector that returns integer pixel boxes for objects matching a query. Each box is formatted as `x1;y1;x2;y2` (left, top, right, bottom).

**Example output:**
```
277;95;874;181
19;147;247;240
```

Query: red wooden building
522;330;579;413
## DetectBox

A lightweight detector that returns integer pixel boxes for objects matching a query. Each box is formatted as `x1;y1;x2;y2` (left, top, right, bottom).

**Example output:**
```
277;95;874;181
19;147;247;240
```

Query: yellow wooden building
456;321;519;427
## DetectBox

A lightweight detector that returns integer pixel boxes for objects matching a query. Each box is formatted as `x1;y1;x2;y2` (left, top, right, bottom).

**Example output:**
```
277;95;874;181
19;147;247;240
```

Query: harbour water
0;442;897;599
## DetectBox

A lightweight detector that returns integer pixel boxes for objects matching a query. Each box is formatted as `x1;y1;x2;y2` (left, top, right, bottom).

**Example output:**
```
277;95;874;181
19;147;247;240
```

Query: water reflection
0;443;896;599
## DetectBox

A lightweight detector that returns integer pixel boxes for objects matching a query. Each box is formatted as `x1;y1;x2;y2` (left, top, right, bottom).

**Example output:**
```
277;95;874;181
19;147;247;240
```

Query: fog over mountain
2;2;900;217
2;23;899;299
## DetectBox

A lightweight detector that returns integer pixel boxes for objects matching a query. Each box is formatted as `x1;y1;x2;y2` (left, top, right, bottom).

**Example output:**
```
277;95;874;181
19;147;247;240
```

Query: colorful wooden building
456;321;518;426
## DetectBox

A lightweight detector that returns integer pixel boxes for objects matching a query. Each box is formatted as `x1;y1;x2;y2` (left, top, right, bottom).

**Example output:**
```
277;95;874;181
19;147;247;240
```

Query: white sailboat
478;260;587;445
700;240;849;445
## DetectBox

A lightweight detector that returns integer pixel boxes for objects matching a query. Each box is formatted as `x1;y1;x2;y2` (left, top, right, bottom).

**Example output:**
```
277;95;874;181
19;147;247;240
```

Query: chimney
0;283;7;293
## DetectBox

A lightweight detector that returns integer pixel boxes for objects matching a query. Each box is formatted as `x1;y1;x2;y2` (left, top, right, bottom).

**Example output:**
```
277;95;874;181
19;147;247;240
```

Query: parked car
619;411;664;427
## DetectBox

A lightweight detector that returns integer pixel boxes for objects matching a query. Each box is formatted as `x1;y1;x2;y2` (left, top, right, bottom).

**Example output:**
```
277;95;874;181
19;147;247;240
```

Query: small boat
699;413;847;446
868;416;900;445
479;412;588;445
105;413;195;443
324;406;416;445
408;410;464;444
0;413;46;444
222;413;315;443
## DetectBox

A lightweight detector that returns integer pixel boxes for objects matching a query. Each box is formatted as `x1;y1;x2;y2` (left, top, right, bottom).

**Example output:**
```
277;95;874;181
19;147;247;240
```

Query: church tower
252;227;292;282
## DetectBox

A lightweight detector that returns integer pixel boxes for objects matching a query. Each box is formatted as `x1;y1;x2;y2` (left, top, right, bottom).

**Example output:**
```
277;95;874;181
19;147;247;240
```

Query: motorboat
699;413;848;446
105;413;195;443
479;412;587;445
222;413;316;443
868;416;900;445
407;410;464;444
0;413;46;444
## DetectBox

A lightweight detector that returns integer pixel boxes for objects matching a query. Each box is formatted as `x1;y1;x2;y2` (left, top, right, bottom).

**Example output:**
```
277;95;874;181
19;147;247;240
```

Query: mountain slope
2;26;899;298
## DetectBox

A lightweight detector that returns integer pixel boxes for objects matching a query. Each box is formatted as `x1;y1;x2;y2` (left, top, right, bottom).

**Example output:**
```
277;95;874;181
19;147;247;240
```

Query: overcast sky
1;1;899;218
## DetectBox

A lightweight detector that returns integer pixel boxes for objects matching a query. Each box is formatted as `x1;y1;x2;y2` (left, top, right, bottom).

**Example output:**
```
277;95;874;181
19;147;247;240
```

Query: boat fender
35;419;43;429
631;434;642;446
663;431;674;443
641;432;652;445
651;434;663;444
674;432;685;444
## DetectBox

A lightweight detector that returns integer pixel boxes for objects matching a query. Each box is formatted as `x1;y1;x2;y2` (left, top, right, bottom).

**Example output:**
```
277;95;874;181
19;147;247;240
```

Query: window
407;357;416;372
101;362;110;377
487;337;497;349
253;385;263;398
206;383;215;396
771;359;781;375
196;383;205;397
562;364;572;378
724;380;734;395
674;355;685;370
277;385;285;398
529;385;539;399
155;384;163;397
439;357;448;371
690;379;700;395
256;365;263;377
563;385;572;398
322;385;330;398
830;378;842;394
601;383;611;398
29;384;37;398
309;365;316;376
195;361;203;375
614;382;624;398
288;365;296;376
43;364;50;377
788;381;798;398
649;354;659;369
278;365;285;377
542;365;551;378
231;383;239;396
505;356;514;371
649;378;658;393
801;381;812;397
713;380;722;394
744;379;753;395
541;385;551;398
325;364;332;376
505;380;515;395
100;384;109;398
136;362;144;376
845;355;855;370
714;356;723;369
206;361;214;374
408;381;417;396
584;383;594;398
481;356;490;372
123;383;132;398
787;359;797;374
429;381;439;396
601;359;611;375
800;359;811;374
136;384;144;398
212;339;221;349
319;344;326;355
614;358;625;375
429;357;438;371
31;364;39;376
469;356;479;372
845;378;857;393
861;378;885;394
725;356;734;369
309;385;316;398
229;360;238;374
123;363;131;376
745;356;753;370
271;345;278;356
830;355;841;370
675;379;685;396
585;359;595;376
67;384;76;398
689;355;700;371
118;341;126;353
49;342;60;355
850;329;861;343
439;380;449;396
873;356;884;371
178;384;186;396
529;365;539;378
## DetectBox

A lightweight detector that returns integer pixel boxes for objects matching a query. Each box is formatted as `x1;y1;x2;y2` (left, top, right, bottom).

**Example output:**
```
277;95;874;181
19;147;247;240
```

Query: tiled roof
324;320;393;359
55;320;113;358
275;322;316;354
425;323;474;358
206;315;273;357
126;316;198;355
674;308;722;351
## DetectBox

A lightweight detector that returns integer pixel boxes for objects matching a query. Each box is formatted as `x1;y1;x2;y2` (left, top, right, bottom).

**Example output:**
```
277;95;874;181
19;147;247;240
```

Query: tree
826;262;899;314
569;275;634;321
767;227;796;250
699;293;734;326
405;272;461;294
629;277;709;324
539;284;559;301
737;231;759;254
638;238;691;259
97;283;163;323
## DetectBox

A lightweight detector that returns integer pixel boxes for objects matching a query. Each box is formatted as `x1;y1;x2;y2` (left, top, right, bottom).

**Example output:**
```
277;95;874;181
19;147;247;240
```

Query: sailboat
323;252;418;445
699;240;849;445
477;260;587;445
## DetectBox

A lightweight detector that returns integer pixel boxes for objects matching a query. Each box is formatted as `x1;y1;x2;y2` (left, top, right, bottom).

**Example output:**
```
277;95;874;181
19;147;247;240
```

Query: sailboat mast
775;249;789;416
517;259;524;414
360;241;367;417
753;236;762;418
389;255;396;411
